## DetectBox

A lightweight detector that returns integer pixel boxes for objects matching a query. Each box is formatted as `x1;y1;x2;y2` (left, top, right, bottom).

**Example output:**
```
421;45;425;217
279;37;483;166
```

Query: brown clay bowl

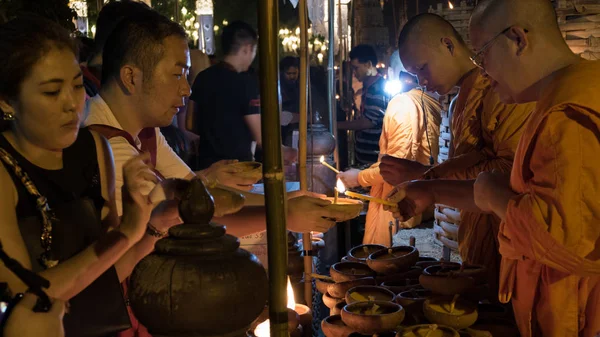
330;262;376;283
327;277;377;299
380;279;422;294
436;264;488;285
206;186;245;217
341;256;356;263
398;324;460;337
341;301;405;335
347;244;387;263
324;292;347;308
416;260;460;269
321;197;364;222
367;246;419;275
419;265;476;295
423;296;478;330
395;289;432;317
376;266;423;284
225;161;263;180
345;286;396;304
331;301;347;316
315;277;336;294
321;315;356;337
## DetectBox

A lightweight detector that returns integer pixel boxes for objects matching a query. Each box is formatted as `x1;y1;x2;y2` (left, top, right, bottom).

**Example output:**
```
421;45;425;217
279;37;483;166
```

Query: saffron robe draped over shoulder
425;69;535;294
500;60;600;337
359;89;441;245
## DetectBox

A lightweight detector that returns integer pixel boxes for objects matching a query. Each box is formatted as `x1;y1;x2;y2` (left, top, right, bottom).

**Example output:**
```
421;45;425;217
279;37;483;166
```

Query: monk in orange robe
387;1;600;335
338;72;442;245
379;13;534;293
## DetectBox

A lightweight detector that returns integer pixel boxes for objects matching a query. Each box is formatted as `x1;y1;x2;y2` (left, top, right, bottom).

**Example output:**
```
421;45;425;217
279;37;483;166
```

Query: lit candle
334;179;344;204
320;156;340;174
336;179;397;207
344;190;397;207
334;188;339;204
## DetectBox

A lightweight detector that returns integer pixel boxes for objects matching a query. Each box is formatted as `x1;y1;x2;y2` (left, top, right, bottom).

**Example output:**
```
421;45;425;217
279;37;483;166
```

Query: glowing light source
336;179;346;193
253;277;296;337
385;80;403;96
449;1;454;9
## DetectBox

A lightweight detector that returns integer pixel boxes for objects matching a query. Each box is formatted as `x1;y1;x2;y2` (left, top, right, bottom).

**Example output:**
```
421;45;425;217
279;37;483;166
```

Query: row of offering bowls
316;244;519;337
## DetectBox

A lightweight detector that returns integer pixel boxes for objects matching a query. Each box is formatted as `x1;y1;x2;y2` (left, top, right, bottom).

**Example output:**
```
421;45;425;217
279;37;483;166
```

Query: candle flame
336;178;346;194
320;155;325;163
287;276;295;309
448;1;454;9
254;277;295;337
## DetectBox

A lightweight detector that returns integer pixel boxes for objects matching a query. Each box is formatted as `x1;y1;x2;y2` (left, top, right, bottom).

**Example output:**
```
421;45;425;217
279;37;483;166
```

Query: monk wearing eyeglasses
379;13;534;296
387;1;600;335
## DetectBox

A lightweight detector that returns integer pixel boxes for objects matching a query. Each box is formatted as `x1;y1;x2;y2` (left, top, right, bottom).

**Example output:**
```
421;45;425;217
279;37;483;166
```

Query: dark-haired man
85;12;342;237
379;13;534;295
339;44;390;166
83;0;152;98
189;21;297;169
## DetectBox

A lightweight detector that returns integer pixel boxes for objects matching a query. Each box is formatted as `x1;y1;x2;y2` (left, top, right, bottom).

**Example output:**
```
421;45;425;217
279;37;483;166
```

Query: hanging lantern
196;0;215;54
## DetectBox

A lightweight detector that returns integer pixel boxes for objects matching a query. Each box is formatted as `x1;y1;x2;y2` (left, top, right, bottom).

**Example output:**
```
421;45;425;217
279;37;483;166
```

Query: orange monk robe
500;60;600;337
358;88;442;245
424;69;535;295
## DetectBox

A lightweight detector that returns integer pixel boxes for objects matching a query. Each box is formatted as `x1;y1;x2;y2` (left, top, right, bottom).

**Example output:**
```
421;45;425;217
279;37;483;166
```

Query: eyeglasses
470;26;512;69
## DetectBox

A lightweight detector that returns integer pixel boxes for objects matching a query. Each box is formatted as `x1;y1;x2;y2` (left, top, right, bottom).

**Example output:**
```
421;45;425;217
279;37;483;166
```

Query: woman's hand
120;153;158;242
4;294;65;337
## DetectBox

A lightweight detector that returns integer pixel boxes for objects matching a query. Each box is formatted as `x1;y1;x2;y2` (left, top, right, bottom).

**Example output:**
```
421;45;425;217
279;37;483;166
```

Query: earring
2;112;14;121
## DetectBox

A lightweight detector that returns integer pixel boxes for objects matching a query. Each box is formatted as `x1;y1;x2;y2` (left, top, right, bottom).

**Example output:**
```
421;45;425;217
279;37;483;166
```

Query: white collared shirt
84;95;192;216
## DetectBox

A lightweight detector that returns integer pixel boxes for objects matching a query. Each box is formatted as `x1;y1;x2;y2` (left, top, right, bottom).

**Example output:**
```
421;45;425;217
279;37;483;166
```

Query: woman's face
3;47;85;151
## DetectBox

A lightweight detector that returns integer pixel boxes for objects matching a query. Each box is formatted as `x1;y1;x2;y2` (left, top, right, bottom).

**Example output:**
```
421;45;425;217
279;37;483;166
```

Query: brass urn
129;179;269;337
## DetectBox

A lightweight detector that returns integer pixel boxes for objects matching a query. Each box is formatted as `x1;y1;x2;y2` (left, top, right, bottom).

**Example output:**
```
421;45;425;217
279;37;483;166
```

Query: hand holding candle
337;179;397;207
320;155;340;174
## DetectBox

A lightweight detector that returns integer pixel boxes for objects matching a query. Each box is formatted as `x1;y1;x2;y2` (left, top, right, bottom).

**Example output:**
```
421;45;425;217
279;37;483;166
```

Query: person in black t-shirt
189;21;297;169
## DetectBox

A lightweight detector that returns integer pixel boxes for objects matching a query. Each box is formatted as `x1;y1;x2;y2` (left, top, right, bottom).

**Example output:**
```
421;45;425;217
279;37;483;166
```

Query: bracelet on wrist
146;223;168;238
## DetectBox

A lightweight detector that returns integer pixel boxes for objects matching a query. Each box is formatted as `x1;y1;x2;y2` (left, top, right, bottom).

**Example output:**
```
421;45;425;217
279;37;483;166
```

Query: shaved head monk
379;13;534;296
385;1;600;336
469;1;600;335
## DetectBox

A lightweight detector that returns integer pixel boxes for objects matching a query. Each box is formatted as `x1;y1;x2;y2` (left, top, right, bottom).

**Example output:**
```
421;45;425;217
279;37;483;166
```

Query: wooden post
298;0;314;309
256;1;288;337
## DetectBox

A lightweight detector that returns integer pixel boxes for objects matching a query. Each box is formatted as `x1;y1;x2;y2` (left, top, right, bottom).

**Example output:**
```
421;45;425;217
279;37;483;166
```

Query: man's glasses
470;26;512;69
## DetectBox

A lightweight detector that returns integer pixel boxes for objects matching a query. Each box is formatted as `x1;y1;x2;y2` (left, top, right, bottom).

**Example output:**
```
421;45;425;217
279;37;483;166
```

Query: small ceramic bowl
322;197;364;222
327;277;377;299
347;244;387;263
330;262;376;283
321;315;356;337
315;277;336;294
367;246;419;275
324;292;346;308
419;265;476;295
380;278;422;294
423;296;478;330
345;285;396;304
341;301;405;335
398;324;460;337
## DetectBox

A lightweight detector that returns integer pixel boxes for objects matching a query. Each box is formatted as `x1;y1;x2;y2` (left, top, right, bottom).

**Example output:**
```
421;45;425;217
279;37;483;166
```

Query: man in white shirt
84;10;344;239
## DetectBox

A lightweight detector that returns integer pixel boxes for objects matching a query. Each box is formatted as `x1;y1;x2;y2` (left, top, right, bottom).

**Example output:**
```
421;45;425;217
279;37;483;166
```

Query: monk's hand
474;171;512;213
202;160;259;191
380;156;430;186
384;181;435;222
337;169;361;188
287;196;346;233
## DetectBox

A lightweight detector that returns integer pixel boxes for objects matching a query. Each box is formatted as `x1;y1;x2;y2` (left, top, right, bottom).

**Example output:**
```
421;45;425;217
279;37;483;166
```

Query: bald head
396;13;475;96
469;0;578;104
471;0;560;38
398;13;467;50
